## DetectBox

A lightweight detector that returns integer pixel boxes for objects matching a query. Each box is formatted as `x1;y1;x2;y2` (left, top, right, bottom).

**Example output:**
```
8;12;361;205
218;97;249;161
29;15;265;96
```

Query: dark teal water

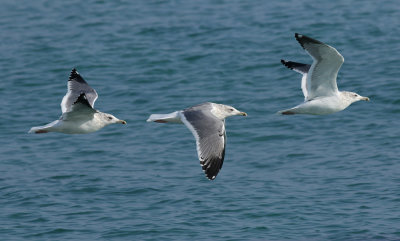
1;0;400;240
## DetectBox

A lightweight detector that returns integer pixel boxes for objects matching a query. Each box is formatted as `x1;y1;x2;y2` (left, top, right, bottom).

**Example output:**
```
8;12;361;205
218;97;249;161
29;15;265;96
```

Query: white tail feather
28;127;40;133
277;108;297;115
146;111;183;123
28;126;50;134
28;120;60;134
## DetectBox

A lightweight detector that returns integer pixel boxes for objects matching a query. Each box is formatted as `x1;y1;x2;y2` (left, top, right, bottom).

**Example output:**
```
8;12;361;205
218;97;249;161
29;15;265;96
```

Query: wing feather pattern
180;103;226;180
281;59;311;100
61;68;98;113
295;33;343;99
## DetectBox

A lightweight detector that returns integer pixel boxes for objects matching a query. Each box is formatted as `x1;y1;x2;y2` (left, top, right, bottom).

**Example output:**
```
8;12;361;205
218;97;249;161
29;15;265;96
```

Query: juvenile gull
147;102;247;180
29;68;126;134
278;33;369;115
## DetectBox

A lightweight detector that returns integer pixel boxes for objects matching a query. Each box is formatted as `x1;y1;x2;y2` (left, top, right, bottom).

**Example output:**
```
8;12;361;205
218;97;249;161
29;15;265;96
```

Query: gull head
213;104;247;119
343;91;370;103
100;113;127;125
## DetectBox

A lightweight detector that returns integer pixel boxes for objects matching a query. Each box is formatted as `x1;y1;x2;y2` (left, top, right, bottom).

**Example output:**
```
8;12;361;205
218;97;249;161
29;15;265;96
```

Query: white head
212;103;247;119
342;91;370;104
100;113;127;125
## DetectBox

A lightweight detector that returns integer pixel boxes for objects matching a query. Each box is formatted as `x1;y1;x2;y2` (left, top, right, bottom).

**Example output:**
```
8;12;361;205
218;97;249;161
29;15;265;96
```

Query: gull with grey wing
29;68;126;134
147;102;247;180
278;33;369;115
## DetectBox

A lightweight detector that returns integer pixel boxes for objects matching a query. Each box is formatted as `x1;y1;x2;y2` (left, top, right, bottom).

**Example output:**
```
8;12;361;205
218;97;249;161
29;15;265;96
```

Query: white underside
29;113;108;134
278;93;352;115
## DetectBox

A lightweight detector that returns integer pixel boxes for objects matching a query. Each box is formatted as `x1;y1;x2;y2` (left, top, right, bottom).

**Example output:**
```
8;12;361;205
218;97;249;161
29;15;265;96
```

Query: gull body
29;69;126;134
147;102;247;180
282;91;368;115
279;33;369;115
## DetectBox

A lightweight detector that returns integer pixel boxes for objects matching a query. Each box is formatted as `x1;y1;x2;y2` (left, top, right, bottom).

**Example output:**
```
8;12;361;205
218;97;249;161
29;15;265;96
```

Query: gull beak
362;96;370;101
239;112;248;116
119;120;127;124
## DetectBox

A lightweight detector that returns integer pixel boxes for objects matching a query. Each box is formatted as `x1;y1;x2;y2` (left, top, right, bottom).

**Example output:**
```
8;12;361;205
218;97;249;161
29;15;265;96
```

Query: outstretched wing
295;33;343;99
62;93;96;121
180;103;226;180
61;68;98;113
281;59;311;101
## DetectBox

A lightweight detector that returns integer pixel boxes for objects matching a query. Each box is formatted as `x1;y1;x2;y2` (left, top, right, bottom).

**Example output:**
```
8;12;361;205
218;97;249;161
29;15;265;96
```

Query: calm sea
1;0;399;240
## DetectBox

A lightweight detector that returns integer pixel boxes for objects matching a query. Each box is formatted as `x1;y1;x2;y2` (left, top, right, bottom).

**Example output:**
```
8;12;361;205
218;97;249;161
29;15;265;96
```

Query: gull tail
146;111;183;124
28;120;59;134
277;108;297;115
29;126;50;134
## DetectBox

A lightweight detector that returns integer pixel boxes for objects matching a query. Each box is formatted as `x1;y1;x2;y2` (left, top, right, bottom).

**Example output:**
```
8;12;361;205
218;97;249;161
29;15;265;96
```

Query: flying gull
29;68;126;134
147;102;247;180
278;33;369;115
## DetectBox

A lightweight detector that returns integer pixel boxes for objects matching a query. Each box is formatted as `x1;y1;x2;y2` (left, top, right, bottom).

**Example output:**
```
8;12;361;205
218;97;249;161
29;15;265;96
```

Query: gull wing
62;93;96;121
61;68;98;113
180;103;226;180
281;59;311;101
295;33;343;99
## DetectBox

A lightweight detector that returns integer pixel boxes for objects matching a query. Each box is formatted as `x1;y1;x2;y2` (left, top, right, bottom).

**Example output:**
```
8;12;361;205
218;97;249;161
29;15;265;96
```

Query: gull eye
229;108;234;111
107;116;113;120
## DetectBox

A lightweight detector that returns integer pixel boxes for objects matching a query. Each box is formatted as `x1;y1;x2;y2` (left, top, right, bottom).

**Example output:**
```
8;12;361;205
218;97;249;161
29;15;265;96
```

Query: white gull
278;33;369;115
29;68;126;134
147;102;247;180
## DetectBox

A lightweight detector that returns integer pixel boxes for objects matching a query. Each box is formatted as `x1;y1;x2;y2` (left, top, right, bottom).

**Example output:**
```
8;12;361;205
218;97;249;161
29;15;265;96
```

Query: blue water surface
1;0;400;240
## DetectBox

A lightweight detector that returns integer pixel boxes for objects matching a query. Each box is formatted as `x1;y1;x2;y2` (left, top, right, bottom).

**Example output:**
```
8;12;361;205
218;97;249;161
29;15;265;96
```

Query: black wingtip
73;93;92;108
295;33;324;47
74;93;85;104
295;33;305;49
201;152;225;181
280;59;292;69
69;68;79;80
295;33;302;42
280;60;311;74
295;33;305;40
68;68;87;83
